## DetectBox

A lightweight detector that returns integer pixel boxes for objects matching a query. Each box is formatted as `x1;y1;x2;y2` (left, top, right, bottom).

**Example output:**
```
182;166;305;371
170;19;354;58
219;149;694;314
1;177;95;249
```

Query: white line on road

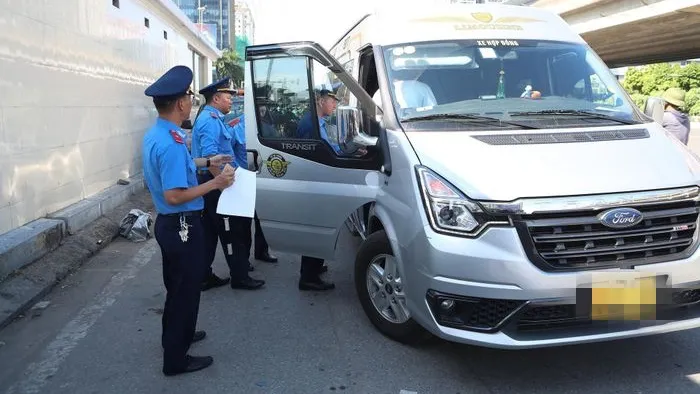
399;390;418;394
6;240;159;394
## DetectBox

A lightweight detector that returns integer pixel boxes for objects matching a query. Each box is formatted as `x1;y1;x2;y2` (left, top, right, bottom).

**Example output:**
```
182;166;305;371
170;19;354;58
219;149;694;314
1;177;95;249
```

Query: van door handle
247;149;261;173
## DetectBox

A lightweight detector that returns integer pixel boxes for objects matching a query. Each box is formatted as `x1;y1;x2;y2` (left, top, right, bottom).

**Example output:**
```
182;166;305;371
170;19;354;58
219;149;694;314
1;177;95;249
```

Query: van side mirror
336;106;378;148
644;97;665;124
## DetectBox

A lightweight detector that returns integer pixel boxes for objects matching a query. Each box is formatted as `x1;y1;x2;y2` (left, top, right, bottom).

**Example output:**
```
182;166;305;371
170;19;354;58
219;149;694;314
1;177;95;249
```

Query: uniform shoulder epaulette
209;111;219;119
227;117;241;127
169;130;184;144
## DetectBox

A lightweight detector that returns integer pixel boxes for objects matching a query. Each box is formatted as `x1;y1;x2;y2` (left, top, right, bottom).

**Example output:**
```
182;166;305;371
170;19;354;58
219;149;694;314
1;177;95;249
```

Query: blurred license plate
588;272;659;321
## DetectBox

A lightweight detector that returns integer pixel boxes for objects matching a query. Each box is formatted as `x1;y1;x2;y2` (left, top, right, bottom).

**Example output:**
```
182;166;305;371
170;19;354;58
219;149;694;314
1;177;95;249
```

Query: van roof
330;4;584;52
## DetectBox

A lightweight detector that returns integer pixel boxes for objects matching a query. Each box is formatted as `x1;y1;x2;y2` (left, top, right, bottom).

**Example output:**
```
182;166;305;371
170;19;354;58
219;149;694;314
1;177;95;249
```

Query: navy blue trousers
154;213;207;371
199;174;252;282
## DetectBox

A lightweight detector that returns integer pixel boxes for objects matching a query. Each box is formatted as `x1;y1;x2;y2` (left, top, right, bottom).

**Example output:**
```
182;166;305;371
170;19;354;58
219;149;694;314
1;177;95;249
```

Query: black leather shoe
163;355;213;376
230;277;265;290
192;330;206;343
202;273;230;291
162;330;207;349
255;251;278;263
299;278;335;291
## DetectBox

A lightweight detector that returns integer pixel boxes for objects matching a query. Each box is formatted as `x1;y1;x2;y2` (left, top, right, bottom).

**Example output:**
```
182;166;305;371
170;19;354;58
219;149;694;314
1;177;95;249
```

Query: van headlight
416;166;503;236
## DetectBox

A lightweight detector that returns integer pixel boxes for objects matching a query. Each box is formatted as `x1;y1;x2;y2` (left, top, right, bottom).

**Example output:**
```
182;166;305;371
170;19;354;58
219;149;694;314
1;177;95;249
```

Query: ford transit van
242;4;700;349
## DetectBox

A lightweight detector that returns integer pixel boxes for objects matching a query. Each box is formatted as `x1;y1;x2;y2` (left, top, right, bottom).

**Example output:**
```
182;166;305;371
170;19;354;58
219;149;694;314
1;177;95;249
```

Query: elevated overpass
529;0;700;67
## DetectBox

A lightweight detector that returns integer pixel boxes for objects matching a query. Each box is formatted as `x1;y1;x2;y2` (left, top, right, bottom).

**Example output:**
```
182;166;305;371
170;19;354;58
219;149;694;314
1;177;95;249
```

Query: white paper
216;168;256;218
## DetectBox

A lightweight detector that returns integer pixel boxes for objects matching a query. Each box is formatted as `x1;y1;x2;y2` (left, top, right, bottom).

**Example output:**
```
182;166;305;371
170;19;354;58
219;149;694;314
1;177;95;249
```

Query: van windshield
382;40;644;130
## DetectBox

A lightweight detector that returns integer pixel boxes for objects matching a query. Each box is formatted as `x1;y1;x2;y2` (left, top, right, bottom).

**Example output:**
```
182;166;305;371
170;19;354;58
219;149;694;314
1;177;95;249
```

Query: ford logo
597;207;644;229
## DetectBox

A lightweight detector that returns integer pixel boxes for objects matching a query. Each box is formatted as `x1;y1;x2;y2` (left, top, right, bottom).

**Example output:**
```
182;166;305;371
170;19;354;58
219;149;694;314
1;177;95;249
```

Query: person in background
257;103;279;138
142;65;234;376
661;87;691;145
192;78;265;291
227;112;279;267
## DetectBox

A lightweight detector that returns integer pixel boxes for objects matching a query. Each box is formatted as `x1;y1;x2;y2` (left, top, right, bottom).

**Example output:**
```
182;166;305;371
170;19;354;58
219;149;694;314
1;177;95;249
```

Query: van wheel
355;230;432;345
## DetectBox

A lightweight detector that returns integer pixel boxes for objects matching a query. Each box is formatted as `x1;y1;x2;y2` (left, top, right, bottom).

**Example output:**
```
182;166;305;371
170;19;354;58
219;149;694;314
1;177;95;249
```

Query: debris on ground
118;209;153;242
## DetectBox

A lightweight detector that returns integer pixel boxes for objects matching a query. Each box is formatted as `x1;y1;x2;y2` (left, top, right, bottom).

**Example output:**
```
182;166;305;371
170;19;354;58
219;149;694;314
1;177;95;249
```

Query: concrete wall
0;0;220;236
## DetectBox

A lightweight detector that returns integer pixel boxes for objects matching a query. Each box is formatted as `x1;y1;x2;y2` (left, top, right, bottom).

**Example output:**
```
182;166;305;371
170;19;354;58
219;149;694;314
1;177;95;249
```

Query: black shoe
161;330;207;349
299;278;335;291
201;273;230;291
163;355;213;376
255;251;278;263
230;277;265;290
192;330;206;344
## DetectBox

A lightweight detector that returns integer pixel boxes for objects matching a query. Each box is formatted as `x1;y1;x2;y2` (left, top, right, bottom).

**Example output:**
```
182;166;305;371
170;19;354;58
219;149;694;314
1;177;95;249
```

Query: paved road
2;225;700;394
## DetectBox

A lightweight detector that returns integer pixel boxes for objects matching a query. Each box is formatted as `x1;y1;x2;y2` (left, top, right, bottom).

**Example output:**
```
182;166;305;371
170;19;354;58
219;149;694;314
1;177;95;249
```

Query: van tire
355;230;432;345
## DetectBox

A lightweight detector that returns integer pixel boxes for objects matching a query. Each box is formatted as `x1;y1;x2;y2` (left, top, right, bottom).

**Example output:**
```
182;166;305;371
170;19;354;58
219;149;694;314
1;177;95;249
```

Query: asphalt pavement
1;224;700;394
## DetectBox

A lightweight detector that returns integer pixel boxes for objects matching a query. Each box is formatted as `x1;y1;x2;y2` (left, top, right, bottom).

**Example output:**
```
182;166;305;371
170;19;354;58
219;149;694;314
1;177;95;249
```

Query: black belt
159;210;203;217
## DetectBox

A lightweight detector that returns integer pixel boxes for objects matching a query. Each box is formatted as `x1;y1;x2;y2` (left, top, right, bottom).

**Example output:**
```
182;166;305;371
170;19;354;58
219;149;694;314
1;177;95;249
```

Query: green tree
622;63;700;115
622;63;681;96
214;49;244;87
678;64;700;91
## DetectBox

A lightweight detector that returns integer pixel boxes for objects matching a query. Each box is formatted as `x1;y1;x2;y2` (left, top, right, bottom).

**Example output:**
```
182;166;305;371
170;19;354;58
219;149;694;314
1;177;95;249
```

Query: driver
296;89;343;154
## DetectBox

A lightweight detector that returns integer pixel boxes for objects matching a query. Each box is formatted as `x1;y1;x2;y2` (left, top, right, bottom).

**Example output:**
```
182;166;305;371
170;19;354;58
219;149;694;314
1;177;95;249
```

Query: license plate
587;273;659;321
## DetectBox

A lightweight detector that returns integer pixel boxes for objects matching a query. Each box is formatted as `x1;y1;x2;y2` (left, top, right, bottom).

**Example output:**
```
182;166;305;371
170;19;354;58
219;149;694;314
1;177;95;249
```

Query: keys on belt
178;215;191;242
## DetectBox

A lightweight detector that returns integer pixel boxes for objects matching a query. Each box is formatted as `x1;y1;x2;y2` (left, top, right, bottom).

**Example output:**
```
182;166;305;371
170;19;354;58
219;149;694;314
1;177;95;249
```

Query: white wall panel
0;0;220;235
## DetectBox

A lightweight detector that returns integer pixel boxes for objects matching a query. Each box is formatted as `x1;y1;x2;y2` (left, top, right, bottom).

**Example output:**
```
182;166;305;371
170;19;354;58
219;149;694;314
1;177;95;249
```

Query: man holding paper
142;65;235;375
226;113;278;266
192;78;265;291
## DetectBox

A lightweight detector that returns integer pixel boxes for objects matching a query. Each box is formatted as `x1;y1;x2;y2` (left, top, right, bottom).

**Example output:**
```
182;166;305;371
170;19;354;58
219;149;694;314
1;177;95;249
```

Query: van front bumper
401;226;700;349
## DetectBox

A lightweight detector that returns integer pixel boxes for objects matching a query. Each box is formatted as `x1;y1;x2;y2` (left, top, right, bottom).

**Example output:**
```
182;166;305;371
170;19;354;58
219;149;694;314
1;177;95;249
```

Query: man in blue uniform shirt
142;65;235;376
192;78;265;291
296;89;343;154
227;113;278;266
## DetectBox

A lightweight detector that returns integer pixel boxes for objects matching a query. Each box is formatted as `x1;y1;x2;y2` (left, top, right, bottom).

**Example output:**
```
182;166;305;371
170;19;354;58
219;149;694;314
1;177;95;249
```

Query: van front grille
515;203;700;272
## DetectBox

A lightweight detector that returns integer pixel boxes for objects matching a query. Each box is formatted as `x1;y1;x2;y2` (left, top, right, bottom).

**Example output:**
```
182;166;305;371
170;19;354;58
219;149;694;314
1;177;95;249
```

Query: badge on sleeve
227;117;241;127
169;130;184;144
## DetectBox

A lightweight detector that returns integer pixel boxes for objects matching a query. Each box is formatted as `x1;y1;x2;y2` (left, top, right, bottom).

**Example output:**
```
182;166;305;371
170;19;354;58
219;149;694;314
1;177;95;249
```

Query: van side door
244;41;390;260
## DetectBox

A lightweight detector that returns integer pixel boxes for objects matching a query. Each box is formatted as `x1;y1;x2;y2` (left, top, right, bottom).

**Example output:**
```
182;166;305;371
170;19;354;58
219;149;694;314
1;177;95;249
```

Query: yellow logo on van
411;13;543;31
471;13;493;23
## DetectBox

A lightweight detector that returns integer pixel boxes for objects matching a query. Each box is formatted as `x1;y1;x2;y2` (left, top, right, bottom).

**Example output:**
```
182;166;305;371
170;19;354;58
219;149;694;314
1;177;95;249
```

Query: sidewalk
0;188;154;330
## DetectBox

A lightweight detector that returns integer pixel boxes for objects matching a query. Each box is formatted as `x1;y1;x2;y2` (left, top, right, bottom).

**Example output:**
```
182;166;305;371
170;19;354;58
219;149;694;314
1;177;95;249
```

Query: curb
0;187;154;331
0;175;145;282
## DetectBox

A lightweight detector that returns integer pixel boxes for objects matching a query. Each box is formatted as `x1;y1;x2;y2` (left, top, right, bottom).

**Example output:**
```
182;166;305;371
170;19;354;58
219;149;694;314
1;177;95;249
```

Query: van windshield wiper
402;113;538;129
509;110;639;125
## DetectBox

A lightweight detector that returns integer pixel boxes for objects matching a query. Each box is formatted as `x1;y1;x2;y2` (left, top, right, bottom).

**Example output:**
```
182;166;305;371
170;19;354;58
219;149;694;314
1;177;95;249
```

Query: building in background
234;0;255;43
0;0;219;241
233;1;255;61
172;0;234;50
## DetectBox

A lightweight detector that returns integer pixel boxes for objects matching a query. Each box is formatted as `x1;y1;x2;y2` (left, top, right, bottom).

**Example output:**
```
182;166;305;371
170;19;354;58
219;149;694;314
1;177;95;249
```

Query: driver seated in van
296;89;343;154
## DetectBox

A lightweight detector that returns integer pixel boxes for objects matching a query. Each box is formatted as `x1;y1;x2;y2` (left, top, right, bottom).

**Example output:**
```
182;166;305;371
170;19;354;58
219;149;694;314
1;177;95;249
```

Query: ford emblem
597;207;644;229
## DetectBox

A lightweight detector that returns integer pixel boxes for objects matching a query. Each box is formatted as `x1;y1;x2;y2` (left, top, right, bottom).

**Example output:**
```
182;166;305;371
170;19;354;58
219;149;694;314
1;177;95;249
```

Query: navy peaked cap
199;77;236;96
145;65;193;98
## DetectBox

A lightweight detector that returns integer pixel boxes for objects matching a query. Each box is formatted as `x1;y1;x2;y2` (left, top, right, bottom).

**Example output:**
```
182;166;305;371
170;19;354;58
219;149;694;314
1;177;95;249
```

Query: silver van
242;4;700;349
